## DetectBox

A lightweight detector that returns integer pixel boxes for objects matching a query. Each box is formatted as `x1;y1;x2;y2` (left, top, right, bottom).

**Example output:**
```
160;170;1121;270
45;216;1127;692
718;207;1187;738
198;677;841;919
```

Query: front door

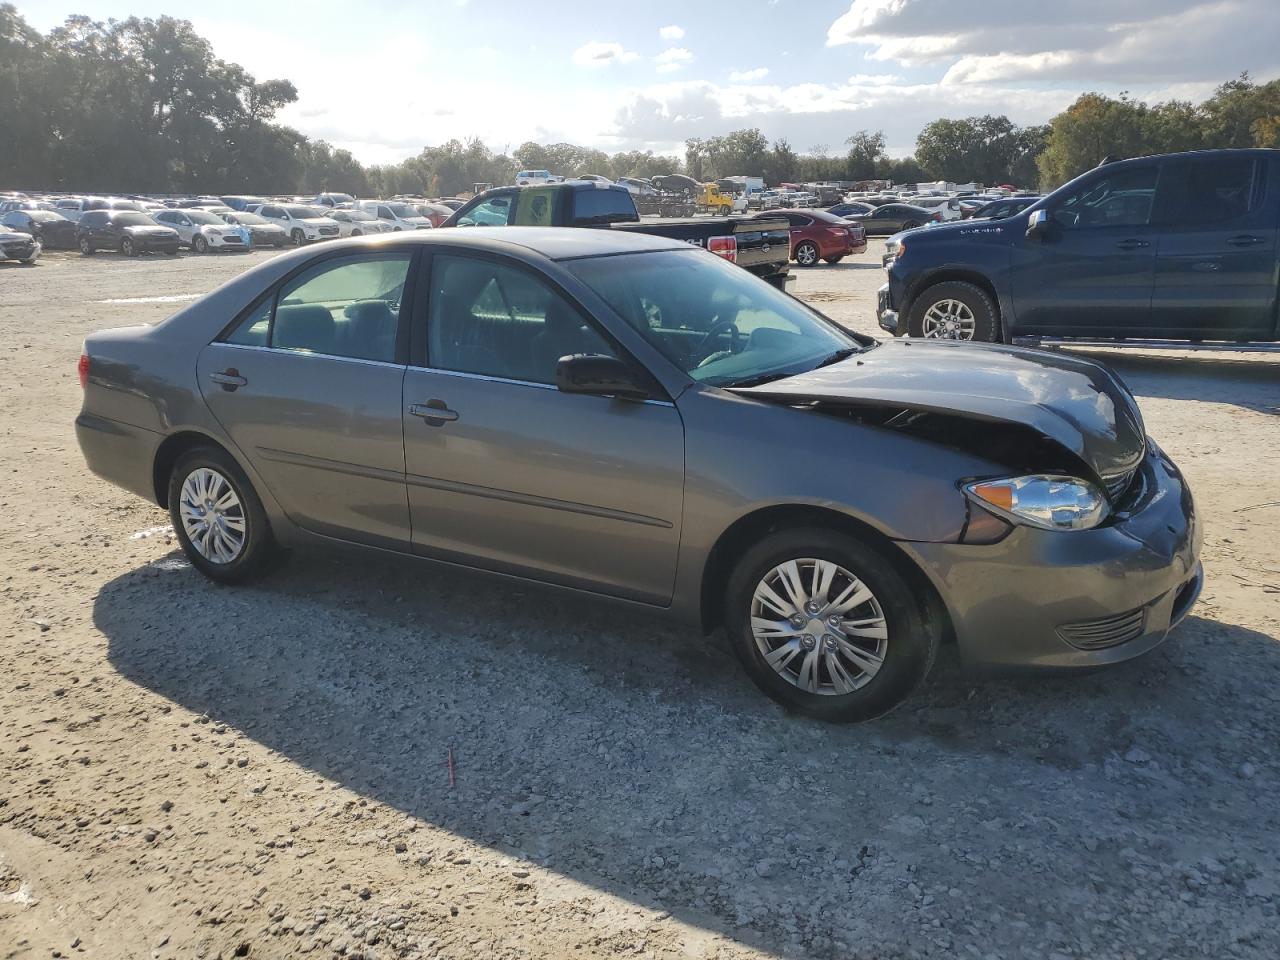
198;251;415;550
402;252;685;604
1151;153;1279;338
1010;162;1160;335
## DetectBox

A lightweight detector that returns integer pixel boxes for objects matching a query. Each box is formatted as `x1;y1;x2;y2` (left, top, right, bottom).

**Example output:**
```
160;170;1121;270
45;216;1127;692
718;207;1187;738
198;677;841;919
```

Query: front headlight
963;475;1108;532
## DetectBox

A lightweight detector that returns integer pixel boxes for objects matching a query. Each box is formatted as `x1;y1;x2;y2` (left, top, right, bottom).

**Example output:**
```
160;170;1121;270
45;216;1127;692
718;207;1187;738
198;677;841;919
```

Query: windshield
114;212;155;226
386;203;418;217
28;210;65;222
285;205;324;218
187;210;225;225
568;249;863;388
346;209;376;221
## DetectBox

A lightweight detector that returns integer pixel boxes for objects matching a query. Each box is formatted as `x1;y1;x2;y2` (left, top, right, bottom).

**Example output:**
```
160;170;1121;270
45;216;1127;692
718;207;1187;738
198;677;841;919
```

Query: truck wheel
794;241;820;267
907;281;999;342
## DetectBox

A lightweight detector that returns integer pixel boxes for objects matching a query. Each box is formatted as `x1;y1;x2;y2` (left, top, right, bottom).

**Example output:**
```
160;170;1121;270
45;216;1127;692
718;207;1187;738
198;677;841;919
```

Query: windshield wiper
722;371;796;389
813;346;861;369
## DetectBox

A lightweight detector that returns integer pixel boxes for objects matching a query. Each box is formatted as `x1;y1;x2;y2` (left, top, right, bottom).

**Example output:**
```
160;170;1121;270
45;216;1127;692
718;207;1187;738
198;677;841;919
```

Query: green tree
844;130;887;180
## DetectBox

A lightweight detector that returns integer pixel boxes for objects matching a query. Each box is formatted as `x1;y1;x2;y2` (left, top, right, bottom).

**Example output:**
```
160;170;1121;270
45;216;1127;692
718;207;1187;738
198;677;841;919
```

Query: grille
222;236;243;244
1057;608;1146;650
319;227;339;235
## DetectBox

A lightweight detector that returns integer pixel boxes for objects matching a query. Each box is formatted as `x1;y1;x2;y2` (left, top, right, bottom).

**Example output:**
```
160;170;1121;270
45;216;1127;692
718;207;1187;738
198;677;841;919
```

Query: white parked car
313;192;356;209
326;208;392;237
356;201;432;232
152;208;250;252
910;196;964;221
256;203;342;244
216;211;290;248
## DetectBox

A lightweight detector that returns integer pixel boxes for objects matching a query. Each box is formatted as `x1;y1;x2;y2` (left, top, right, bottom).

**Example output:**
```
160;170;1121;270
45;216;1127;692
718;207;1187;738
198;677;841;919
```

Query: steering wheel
696;319;742;357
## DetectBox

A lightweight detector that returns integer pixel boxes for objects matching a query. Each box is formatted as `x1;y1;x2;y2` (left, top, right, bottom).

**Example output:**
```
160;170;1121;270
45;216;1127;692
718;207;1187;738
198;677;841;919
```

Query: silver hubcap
179;467;246;564
921;299;976;340
797;244;817;265
750;558;889;696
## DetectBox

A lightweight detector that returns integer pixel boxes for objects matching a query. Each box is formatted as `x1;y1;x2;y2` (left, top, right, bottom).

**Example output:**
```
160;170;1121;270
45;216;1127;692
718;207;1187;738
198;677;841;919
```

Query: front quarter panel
669;387;1007;620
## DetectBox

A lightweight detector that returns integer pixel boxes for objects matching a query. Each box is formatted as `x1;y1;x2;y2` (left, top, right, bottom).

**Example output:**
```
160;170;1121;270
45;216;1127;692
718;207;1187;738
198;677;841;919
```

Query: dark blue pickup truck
878;149;1280;348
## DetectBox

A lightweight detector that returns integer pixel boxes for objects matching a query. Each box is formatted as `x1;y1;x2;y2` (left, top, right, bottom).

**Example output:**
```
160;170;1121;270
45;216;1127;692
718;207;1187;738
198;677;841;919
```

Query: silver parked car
75;229;1201;721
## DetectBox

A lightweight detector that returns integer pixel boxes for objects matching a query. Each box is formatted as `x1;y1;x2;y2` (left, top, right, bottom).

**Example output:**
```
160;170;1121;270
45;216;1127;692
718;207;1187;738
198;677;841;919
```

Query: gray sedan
75;229;1202;721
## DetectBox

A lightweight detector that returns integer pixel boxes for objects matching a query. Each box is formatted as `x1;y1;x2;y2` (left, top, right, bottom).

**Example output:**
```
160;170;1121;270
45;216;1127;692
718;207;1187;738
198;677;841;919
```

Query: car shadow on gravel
96;552;1280;955
1062;350;1280;415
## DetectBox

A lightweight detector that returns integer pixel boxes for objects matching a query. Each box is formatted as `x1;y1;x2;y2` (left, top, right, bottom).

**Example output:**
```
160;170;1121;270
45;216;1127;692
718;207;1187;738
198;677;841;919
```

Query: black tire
906;280;1000;342
79;237;94;255
824;256;844;264
351;229;362;237
794;240;820;267
120;236;137;257
291;228;305;246
274;240;287;249
193;235;208;254
902;220;921;230
167;446;278;585
724;527;939;723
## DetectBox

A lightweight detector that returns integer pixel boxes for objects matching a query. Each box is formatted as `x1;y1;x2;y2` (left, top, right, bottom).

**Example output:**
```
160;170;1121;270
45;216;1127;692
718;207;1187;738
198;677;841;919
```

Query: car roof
309;226;688;261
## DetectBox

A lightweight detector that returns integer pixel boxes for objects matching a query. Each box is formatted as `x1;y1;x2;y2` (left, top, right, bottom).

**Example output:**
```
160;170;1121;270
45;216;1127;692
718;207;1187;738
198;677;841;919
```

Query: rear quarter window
568;189;636;225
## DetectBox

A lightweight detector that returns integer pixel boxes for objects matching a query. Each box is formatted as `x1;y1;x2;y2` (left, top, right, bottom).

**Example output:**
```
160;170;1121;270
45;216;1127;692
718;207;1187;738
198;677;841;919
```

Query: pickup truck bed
441;182;794;291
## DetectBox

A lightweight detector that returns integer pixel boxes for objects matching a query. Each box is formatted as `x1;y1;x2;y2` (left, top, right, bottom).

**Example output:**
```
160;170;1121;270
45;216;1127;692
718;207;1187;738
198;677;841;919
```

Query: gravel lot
2;242;1279;960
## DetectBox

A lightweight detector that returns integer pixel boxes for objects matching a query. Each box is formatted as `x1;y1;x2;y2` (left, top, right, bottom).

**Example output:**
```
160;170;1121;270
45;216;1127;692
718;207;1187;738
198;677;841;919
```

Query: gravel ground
1;243;1279;960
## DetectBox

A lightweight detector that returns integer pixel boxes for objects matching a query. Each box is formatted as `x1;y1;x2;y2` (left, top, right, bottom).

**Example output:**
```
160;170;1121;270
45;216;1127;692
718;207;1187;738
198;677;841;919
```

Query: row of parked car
0;191;469;261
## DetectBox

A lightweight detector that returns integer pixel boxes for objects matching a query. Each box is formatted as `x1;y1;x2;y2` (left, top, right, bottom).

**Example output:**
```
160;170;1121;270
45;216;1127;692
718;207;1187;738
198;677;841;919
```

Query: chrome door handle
209;369;247;390
409;401;459;425
1227;235;1264;246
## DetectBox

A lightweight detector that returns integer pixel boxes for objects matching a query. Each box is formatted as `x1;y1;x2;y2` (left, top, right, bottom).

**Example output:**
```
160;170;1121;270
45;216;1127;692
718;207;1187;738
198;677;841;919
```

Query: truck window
514;188;560;226
457;195;514;227
569;189;637;225
1156;156;1259;227
1052;166;1158;229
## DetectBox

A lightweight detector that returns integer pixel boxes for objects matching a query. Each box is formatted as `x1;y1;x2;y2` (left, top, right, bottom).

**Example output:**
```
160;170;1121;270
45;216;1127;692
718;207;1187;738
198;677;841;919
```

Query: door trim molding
255;446;405;484
405;472;674;528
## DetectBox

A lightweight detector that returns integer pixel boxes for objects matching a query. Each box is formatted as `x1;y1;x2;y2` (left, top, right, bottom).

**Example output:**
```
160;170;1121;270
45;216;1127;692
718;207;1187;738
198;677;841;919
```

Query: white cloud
572;40;640;67
659;25;685;41
655;47;693;74
729;67;769;83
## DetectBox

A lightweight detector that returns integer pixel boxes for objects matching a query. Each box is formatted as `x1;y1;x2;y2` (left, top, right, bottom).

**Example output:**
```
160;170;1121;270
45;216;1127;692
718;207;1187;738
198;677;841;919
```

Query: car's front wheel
906;280;1000;342
78;237;94;255
794;241;820;267
168;446;277;584
291;228;304;246
193;235;208;254
120;236;137;257
725;527;938;722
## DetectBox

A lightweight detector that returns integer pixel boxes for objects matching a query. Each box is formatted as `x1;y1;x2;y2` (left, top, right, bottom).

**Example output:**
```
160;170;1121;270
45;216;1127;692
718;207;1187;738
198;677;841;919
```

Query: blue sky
18;1;1280;164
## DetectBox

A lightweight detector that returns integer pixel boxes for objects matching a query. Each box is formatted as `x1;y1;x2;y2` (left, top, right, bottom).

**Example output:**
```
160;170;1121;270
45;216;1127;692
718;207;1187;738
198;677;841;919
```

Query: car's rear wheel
794;241;820;267
351;229;362;237
725;527;938;722
120;237;137;257
168;447;277;584
193;235;208;254
906;280;1000;342
291;228;304;246
79;237;94;255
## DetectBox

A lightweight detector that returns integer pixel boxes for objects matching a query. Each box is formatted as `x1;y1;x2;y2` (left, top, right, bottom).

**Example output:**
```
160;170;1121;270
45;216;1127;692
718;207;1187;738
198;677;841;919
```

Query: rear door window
226;254;412;362
1155;156;1261;226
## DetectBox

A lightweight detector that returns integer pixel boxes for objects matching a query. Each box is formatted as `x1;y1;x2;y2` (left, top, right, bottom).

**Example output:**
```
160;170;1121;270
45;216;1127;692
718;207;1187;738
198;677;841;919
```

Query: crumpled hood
735;339;1146;485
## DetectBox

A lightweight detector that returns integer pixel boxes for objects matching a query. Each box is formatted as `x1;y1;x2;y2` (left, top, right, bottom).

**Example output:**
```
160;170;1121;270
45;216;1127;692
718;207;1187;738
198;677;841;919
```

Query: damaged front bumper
898;444;1202;671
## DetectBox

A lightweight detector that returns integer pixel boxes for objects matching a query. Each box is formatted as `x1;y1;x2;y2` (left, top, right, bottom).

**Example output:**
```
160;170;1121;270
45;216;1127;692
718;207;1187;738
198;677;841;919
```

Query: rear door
1150;153;1278;338
1009;162;1160;334
197;251;415;550
401;251;685;604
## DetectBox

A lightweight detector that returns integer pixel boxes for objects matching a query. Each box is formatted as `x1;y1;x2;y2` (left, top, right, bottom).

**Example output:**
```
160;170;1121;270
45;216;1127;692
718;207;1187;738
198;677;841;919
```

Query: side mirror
555;354;651;401
1025;208;1050;240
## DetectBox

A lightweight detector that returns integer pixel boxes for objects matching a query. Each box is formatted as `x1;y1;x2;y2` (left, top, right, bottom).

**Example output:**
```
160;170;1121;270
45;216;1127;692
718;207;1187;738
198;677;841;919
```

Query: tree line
2;6;1278;198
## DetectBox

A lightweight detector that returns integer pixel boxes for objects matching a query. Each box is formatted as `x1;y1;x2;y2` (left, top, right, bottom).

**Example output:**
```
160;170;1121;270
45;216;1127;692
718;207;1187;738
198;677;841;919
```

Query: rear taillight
708;235;737;263
78;352;90;389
